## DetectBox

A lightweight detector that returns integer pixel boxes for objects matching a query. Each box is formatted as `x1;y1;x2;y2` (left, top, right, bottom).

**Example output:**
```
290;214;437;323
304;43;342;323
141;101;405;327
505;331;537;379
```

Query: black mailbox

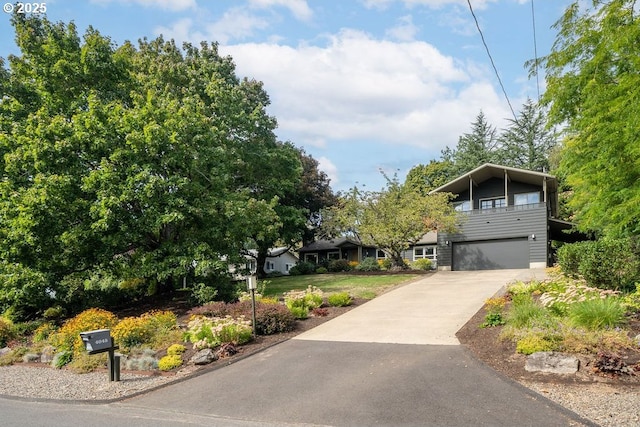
79;329;114;354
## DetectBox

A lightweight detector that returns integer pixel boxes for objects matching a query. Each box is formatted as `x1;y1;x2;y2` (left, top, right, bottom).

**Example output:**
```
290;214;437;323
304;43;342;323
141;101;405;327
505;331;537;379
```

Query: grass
263;273;420;299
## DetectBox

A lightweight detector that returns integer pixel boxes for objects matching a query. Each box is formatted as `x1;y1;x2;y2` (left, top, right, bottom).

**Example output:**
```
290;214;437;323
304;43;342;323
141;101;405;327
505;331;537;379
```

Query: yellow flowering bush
158;354;183;371
49;308;118;355
112;316;153;349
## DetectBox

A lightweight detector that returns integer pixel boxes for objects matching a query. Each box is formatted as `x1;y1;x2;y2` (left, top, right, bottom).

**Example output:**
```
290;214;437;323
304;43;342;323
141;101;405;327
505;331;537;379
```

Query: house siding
454;177;543;209
438;203;548;270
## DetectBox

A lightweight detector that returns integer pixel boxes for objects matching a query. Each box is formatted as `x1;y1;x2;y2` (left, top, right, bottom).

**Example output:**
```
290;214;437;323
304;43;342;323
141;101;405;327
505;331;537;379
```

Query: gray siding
438;203;548;269
454;177;543;210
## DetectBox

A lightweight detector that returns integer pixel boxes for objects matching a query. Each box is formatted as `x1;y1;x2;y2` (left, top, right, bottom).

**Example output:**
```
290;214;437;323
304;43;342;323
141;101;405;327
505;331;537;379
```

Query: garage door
452;238;529;271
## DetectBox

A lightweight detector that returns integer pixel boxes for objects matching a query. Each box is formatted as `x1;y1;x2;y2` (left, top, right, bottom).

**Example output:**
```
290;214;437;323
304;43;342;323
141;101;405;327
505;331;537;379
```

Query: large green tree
537;0;640;237
0;14;300;318
322;175;458;268
497;99;558;172
404;160;457;195
441;111;500;175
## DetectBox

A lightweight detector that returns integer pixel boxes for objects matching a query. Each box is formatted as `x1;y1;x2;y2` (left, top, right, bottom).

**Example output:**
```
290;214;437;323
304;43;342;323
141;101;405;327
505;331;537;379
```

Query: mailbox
79;329;114;354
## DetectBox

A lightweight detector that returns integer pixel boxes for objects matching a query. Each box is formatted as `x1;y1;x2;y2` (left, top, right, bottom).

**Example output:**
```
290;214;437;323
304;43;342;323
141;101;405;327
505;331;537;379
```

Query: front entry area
452;238;529;271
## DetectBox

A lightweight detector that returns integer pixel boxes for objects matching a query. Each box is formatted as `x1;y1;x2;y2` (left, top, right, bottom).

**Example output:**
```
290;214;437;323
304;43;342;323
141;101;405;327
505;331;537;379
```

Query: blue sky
0;0;571;192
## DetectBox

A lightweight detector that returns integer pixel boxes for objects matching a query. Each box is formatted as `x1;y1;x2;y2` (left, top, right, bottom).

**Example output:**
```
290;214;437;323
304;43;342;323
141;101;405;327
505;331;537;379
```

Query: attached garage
452;238;529;271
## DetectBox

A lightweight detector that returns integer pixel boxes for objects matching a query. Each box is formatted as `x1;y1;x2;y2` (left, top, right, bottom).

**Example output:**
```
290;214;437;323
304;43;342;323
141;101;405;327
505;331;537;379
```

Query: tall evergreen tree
442;111;500;175
497;99;557;172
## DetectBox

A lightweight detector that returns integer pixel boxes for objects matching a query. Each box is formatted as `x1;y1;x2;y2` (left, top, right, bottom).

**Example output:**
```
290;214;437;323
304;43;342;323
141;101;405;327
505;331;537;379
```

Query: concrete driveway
295;269;547;345
112;269;593;427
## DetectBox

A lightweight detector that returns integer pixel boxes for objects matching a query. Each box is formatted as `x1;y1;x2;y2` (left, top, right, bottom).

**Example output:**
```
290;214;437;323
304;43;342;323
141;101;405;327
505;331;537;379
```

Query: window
377;250;386;259
480;198;506;210
285;264;292;272
454;200;472;212
514;192;540;206
304;253;318;264
327;251;341;260
414;246;436;261
266;261;275;271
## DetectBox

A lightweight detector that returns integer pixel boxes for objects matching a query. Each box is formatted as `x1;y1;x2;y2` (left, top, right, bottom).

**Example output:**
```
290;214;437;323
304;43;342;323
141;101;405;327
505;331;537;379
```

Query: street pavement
3;269;596;427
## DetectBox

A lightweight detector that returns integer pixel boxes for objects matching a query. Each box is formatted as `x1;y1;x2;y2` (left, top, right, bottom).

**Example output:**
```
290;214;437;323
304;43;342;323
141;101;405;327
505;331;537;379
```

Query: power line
531;0;540;101
466;0;517;121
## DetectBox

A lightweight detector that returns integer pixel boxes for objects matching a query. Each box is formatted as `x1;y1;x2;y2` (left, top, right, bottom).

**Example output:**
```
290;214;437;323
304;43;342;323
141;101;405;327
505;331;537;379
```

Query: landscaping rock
525;351;579;374
190;349;218;365
0;347;10;356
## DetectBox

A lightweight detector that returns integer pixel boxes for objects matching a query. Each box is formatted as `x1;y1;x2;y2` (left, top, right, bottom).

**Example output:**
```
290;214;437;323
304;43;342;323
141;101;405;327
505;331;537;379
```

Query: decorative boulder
190;348;218;365
525;351;580;374
39;345;56;364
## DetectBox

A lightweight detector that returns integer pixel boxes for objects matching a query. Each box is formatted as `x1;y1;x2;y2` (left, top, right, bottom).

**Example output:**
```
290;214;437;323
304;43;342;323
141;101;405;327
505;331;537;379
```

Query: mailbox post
79;329;120;382
246;274;257;336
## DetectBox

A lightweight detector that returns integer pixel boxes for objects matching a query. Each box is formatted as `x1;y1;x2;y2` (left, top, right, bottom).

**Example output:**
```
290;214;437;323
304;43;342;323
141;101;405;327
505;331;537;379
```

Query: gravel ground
0;364;638;426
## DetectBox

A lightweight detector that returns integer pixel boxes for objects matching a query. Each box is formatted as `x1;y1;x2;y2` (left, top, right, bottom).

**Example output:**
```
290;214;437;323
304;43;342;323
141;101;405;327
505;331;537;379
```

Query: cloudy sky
0;0;571;191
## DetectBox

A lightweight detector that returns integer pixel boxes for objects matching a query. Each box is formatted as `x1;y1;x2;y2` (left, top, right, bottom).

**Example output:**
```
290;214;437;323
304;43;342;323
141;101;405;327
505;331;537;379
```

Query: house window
514;192;541;206
285;264;292;272
304;253;318;264
327;251;341;260
480;198;506;210
414;246;436;261
454;200;472;212
266;261;275;271
376;250;386;259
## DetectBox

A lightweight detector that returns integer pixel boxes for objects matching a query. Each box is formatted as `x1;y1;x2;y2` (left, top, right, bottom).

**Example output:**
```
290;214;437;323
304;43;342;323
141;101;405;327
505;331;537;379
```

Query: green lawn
262;273;421;299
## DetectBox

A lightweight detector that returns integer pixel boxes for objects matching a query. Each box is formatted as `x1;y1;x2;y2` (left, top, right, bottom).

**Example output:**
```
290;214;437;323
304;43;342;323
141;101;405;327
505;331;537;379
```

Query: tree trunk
256;247;268;279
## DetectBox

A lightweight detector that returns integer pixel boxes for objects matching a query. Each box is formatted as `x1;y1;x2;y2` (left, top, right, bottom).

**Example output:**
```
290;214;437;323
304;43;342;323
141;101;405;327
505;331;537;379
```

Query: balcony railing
460;202;547;215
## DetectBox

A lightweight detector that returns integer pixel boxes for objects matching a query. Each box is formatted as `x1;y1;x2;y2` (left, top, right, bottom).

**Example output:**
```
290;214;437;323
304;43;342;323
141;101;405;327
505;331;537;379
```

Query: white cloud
361;0;497;10
154;8;269;45
386;15;419;41
249;0;313;21
317;156;339;186
220;29;511;154
90;0;197;11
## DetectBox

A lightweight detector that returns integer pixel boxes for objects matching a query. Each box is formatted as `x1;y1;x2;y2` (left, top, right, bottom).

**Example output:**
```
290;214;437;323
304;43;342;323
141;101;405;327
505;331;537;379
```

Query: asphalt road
1;270;595;427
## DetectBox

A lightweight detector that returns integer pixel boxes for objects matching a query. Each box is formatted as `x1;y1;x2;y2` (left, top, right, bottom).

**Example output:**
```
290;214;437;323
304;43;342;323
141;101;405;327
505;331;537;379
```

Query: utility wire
466;0;517;121
531;0;540;101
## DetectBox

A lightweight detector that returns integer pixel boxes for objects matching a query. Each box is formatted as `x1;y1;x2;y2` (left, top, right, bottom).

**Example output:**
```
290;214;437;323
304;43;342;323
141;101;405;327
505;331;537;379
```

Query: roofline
429;163;556;194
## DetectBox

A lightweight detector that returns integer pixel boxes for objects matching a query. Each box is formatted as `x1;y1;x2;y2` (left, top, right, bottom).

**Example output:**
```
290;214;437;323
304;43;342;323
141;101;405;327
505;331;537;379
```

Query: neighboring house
430;163;583;271
400;231;438;268
297;237;383;264
230;247;299;277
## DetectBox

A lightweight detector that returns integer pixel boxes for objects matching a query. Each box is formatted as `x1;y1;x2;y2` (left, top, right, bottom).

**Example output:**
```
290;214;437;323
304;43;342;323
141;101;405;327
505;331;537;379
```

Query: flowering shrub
189;301;295;335
185;316;252;350
49;308;118;355
285;286;323;309
0;317;14;347
33;322;57;343
112;316;153;349
539;283;620;316
411;259;432;271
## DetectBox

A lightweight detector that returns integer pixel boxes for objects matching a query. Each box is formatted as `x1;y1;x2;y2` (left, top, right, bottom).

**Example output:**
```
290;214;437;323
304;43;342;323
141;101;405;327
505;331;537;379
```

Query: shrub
558;238;640;291
0;317;14;347
480;312;505;328
316;267;328;274
185;316;252;350
158;354;183;371
33;322;57;343
167;344;186;356
411;258;432;271
327;259;352;272
51;351;73;369
190;283;219;305
69;352;107;373
327;292;353;307
112;316;154;349
568;298;626;330
190;301;295;335
592;351;636;376
289;306;309;319
380;258;393;270
516;334;557;355
311;307;329;317
356;257;381;272
289;261;316;276
125;348;158;370
43;306;65;321
49;308;118;355
284;286;324;312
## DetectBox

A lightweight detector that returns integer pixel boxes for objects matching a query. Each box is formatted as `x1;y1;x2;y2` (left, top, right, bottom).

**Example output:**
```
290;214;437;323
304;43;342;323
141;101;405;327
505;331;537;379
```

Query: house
230;247;299;277
400;231;438;268
297;237;383;264
430;163;582;271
